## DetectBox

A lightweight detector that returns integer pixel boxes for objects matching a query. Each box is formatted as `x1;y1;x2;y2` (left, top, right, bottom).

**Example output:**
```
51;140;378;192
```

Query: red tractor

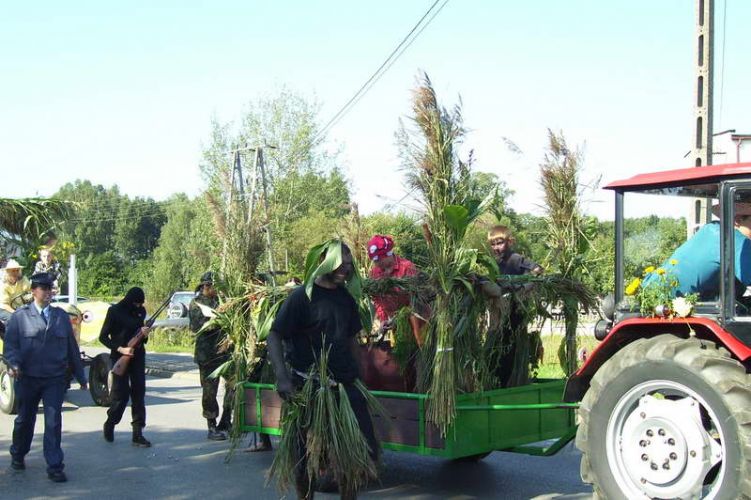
566;162;751;498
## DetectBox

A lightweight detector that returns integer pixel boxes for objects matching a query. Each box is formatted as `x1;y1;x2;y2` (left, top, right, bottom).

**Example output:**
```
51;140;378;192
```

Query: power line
337;0;451;124
65;206;168;224
316;0;450;140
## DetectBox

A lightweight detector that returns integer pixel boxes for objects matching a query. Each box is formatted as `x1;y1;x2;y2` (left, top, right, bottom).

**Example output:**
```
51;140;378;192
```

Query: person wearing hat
99;287;152;447
3;272;87;483
644;202;751;300
367;234;425;347
0;259;31;324
188;272;233;441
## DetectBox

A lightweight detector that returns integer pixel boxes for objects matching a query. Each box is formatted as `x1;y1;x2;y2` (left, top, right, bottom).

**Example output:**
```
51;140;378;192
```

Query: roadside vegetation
6;84;685;360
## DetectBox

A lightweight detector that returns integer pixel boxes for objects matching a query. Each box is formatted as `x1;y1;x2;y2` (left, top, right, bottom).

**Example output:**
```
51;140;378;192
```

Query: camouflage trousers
198;365;233;421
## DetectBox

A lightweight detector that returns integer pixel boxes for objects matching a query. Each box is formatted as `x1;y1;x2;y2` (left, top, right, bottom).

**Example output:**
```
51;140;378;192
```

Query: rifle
111;294;173;377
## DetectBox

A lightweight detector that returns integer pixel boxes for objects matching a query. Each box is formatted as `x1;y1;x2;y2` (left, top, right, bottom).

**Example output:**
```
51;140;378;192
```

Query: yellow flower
656;268;666;275
625;277;641;296
669;259;678;266
643;266;655;275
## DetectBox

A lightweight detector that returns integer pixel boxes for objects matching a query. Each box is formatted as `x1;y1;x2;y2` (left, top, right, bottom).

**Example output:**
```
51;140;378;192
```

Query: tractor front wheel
576;334;751;499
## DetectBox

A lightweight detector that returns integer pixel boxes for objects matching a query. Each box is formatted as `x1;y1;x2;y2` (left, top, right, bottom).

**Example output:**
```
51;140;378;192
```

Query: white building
714;129;751;163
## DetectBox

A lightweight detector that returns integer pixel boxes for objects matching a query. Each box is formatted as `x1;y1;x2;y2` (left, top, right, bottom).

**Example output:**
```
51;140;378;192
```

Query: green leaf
257;299;284;341
443;205;469;234
303;240;342;299
208;360;232;379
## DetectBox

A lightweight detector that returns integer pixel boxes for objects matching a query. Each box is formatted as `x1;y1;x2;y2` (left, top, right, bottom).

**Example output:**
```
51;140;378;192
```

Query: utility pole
221;150;246;272
689;0;714;235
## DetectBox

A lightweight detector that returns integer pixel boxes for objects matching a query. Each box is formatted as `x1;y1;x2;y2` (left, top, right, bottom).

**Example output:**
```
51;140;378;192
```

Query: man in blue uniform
3;273;87;483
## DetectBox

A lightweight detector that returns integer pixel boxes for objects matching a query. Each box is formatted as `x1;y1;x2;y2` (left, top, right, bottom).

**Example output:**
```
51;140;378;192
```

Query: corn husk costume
267;240;384;497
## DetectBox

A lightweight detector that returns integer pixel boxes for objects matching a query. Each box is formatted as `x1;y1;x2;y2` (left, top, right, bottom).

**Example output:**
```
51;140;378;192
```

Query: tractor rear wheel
89;353;113;407
576;335;751;499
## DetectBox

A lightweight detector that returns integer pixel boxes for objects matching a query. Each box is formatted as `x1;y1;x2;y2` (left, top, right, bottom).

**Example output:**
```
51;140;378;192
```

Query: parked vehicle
565;162;751;498
151;290;194;330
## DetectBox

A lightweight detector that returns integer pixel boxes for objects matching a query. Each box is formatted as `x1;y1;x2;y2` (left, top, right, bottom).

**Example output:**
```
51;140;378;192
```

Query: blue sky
2;1;750;220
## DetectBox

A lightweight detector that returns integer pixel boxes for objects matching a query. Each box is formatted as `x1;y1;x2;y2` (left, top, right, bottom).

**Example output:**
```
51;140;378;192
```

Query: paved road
0;359;592;499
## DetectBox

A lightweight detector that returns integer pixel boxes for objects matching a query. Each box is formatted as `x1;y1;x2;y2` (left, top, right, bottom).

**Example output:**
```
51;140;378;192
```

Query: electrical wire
337;0;451;123
316;0;450;140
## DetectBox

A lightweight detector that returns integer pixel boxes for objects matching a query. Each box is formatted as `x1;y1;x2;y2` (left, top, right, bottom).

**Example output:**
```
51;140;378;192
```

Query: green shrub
147;326;195;353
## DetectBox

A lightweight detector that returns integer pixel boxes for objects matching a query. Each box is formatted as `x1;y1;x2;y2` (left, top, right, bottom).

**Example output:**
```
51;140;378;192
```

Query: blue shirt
647;222;751;300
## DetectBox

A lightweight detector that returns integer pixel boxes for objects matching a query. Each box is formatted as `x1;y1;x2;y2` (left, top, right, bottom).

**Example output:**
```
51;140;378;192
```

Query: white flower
672;297;693;318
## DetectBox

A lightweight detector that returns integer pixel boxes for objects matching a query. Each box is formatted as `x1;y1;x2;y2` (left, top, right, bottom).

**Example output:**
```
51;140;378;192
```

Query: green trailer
240;379;577;460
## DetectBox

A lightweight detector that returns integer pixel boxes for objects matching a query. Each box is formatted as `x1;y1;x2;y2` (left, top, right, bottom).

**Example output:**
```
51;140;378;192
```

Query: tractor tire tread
577;334;751;498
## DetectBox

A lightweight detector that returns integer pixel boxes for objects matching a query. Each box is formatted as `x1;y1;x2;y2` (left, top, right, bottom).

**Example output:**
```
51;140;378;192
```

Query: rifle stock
110;294;174;377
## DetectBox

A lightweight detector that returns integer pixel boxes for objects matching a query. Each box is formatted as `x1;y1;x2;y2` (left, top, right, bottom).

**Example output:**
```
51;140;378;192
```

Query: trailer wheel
576;335;751;499
89;353;113;407
0;360;17;414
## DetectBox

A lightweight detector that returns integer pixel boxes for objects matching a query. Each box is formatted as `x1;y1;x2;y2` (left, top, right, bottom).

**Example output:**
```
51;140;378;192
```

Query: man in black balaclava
99;287;152;447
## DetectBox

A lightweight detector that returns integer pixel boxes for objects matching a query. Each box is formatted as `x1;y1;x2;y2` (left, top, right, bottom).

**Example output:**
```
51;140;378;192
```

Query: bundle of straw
268;347;381;497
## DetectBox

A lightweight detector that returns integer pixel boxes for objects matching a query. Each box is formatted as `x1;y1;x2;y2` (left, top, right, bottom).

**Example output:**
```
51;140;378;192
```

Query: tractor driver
650;202;751;301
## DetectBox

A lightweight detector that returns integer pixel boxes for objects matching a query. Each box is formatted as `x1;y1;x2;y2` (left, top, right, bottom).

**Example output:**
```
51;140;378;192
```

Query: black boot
132;426;152;448
216;412;231;433
103;421;114;442
207;418;227;441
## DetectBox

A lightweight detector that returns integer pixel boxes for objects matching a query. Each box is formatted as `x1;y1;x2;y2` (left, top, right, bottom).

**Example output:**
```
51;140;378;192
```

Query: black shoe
48;470;67;483
132;428;152;448
10;458;25;471
103;422;114;442
207;428;228;441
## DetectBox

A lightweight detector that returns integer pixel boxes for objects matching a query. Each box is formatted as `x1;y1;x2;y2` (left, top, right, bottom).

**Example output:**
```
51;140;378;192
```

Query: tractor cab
568;162;751;499
600;162;751;346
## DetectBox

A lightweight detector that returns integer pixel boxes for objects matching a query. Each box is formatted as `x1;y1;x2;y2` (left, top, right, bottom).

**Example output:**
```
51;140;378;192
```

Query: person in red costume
367;235;425;346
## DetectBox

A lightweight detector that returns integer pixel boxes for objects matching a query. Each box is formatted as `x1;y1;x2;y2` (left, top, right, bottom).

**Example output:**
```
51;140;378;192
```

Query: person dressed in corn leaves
267;241;379;500
189;272;233;441
487;225;543;387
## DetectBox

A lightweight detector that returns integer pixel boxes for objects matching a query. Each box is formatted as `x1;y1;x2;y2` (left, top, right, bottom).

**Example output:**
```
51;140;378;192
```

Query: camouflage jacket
189;294;228;367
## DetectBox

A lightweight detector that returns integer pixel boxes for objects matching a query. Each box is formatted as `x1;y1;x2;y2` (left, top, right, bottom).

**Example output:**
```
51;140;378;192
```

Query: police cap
30;272;55;289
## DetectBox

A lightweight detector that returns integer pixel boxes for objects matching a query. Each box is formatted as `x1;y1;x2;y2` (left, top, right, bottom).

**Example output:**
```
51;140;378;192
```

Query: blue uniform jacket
2;303;87;383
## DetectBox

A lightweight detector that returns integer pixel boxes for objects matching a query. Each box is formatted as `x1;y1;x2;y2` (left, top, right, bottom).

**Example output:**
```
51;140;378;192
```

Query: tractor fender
564;316;751;402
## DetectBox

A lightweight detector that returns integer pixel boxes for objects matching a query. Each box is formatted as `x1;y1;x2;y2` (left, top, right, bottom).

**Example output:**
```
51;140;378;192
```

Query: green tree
54;180;166;296
199;89;352;289
147;195;220;301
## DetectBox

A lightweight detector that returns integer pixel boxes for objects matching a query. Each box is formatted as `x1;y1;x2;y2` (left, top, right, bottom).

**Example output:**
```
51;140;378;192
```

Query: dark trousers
11;375;67;473
294;381;379;499
106;354;146;428
199;364;233;421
